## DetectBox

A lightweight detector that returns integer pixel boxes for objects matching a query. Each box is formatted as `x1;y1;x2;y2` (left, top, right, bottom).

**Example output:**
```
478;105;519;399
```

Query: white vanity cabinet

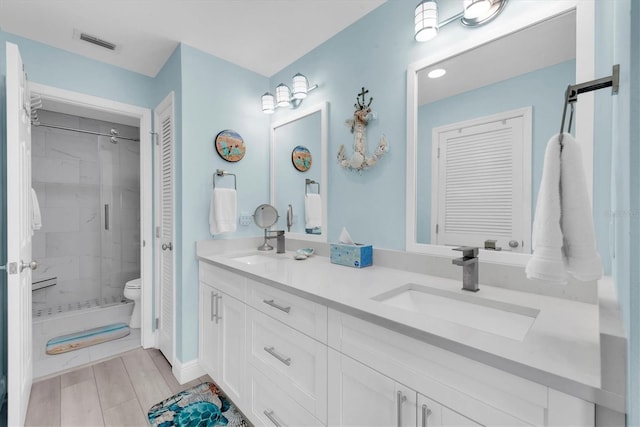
197;258;596;427
328;350;481;427
199;263;247;408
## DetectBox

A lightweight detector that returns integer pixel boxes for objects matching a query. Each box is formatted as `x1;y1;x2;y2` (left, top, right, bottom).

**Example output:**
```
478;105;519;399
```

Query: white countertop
197;246;624;411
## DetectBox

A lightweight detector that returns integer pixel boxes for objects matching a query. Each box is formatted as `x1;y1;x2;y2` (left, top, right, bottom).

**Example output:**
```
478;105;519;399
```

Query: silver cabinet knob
20;260;38;272
509;240;519;248
161;242;173;251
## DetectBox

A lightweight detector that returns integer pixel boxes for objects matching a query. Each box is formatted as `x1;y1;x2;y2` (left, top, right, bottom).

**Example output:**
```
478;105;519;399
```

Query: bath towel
526;134;568;284
31;188;42;232
209;188;237;235
559;134;602;281
526;133;603;284
305;193;322;229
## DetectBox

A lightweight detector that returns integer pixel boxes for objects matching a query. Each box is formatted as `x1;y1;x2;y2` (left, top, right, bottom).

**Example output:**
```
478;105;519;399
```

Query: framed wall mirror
406;1;595;265
270;102;328;242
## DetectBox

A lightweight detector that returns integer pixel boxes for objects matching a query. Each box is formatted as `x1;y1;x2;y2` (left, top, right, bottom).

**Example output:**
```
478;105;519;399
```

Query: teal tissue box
330;243;373;268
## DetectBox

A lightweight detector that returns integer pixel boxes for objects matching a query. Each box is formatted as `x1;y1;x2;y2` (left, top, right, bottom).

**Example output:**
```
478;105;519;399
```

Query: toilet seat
125;278;141;290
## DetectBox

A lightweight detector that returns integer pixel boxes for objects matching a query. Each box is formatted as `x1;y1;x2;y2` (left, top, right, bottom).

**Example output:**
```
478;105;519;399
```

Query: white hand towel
304;193;322;229
559;134;603;281
526;134;568;284
209;188;237;235
31;188;42;232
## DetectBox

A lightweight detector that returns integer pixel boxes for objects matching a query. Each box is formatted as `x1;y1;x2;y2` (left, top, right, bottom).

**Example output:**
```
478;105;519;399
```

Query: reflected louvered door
433;109;531;252
154;93;175;364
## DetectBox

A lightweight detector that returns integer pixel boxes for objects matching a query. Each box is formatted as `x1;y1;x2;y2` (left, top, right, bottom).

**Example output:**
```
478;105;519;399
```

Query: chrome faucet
452;246;479;292
262;230;286;253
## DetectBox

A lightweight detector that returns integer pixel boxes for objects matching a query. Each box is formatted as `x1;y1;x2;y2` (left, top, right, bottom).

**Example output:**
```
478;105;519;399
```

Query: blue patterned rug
147;382;249;427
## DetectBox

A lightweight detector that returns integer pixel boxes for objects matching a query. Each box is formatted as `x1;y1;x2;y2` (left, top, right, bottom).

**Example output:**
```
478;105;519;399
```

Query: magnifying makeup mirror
254;204;279;251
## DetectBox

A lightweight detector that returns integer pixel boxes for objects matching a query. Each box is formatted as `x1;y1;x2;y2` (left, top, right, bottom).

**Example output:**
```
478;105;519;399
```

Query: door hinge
155;318;160;329
437;147;441;158
156;226;161;238
151;131;159;145
435;224;439;234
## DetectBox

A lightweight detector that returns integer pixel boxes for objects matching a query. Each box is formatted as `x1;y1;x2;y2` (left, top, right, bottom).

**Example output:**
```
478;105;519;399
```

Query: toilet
124;278;141;329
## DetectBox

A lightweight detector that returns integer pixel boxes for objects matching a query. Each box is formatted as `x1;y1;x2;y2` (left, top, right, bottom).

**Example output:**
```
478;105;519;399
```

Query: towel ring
213;169;237;190
305;178;319;195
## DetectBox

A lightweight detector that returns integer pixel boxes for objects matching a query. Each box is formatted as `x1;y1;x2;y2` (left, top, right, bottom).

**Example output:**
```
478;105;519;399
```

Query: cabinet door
199;282;220;377
328;349;417;427
218;291;245;407
418;395;442;427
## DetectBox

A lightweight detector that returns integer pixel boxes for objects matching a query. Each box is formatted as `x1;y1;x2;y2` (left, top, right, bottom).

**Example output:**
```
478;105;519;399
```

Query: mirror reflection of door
431;108;531;253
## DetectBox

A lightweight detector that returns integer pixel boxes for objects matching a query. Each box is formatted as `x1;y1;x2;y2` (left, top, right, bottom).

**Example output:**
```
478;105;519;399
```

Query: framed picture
215;130;245;162
291;145;312;172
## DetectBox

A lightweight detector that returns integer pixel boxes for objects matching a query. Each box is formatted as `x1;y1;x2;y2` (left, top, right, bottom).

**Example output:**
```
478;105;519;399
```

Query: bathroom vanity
196;238;625;426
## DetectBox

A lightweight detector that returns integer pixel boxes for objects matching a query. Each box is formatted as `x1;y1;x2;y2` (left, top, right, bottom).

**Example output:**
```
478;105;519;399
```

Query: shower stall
30;108;141;377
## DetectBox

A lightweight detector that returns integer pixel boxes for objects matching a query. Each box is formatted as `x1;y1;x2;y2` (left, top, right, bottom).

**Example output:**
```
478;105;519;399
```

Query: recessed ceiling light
428;68;446;79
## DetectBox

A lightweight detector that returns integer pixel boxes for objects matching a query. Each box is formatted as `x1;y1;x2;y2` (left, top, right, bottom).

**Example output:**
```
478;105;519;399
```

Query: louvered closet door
154;93;175;364
433;108;531;252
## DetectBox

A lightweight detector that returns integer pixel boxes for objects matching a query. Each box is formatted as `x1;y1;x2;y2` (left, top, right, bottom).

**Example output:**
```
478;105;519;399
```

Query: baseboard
171;358;205;385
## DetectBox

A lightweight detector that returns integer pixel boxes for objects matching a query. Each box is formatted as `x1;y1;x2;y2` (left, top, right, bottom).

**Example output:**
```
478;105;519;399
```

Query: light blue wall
416;60;576;250
595;0;637;423
177;44;269;361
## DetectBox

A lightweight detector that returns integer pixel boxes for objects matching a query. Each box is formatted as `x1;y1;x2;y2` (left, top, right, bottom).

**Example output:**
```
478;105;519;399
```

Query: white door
154;92;175;364
5;42;34;427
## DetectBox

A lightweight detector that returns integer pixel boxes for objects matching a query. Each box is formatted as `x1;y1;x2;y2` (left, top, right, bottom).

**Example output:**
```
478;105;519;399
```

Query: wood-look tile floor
25;347;212;427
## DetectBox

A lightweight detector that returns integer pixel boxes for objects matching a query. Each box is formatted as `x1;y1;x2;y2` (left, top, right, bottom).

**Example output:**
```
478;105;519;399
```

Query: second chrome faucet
452;246;479;292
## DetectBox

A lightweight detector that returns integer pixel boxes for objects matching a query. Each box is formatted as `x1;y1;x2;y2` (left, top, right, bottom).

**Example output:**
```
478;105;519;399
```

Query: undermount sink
372;284;539;341
230;254;278;265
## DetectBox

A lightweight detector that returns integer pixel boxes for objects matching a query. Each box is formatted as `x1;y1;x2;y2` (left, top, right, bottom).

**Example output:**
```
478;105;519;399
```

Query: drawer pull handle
263;299;291;314
264;346;291;366
263;409;282;427
397;391;407;427
422;404;432;427
211;291;217;322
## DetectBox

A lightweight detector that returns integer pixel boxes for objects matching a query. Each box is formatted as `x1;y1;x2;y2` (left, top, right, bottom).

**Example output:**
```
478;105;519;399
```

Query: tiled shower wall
31;110;140;315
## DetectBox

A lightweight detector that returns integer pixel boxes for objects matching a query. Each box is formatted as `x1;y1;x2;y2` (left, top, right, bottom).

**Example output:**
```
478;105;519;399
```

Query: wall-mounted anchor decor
337;87;388;171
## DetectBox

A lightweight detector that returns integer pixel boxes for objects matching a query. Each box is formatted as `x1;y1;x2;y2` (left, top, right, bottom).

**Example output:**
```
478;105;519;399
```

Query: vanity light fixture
414;0;439;42
414;0;508;42
261;73;318;114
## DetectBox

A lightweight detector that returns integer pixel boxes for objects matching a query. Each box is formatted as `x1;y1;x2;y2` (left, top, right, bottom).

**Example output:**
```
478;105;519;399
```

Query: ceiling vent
73;29;119;52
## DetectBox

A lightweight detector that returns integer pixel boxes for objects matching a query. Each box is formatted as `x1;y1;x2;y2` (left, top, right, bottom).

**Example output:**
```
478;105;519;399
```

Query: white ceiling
0;0;386;78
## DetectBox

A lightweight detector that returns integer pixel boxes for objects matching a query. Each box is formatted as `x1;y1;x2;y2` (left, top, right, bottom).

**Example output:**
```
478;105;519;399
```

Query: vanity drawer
247;306;327;422
247;279;327;342
199;262;246;300
246;363;324;427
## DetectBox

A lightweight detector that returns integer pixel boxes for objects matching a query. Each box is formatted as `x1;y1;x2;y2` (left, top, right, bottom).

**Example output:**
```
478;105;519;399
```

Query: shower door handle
104;204;110;230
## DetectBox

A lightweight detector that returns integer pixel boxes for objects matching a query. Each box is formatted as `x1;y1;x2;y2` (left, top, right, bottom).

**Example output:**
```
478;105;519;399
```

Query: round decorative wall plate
291;145;312;172
215;130;246;162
